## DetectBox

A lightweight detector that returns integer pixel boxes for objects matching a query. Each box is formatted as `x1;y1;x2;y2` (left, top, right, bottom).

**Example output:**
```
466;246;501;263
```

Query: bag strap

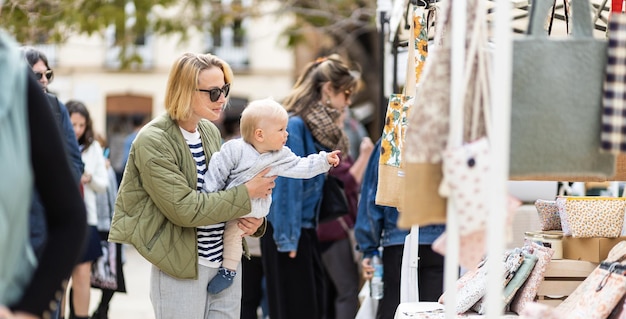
403;3;418;96
548;0;570;35
337;216;351;235
530;0;592;38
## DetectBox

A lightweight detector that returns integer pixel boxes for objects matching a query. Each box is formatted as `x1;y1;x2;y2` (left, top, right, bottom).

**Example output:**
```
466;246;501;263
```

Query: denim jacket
354;139;445;259
268;116;325;252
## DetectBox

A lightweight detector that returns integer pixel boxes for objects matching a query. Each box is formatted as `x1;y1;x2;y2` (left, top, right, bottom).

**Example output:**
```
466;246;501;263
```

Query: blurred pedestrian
355;139;446;319
65;100;109;319
0;29;86;319
260;54;360;319
108;52;275;319
20;46;85;259
90;135;126;319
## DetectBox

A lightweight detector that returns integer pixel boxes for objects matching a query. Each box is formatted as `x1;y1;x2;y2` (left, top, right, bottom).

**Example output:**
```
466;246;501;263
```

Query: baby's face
259;116;289;152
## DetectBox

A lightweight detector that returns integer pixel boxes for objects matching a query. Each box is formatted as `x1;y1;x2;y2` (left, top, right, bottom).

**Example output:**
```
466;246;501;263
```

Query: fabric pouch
564;196;626;238
534;199;561;231
568;262;626;319
472;251;536;315
441;137;490;236
509;242;554;315
556;196;571;236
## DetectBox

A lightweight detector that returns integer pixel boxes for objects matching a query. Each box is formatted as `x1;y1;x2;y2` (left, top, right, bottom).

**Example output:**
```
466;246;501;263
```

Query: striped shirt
180;127;224;268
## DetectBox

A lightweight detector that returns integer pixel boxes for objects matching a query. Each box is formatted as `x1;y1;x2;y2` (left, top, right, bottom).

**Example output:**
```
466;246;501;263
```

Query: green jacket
109;113;259;279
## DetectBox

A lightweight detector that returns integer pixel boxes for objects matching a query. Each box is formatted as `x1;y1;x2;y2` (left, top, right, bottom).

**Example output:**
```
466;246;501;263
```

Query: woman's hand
362;257;374;280
244;168;277;199
80;173;92;184
237;217;264;237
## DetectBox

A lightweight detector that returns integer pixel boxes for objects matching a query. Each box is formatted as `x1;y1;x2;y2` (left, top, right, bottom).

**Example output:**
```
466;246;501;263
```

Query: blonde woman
109;52;274;319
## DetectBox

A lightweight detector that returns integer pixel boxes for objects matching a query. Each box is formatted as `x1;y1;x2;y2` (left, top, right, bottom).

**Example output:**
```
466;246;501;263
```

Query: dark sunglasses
34;69;54;81
197;83;230;102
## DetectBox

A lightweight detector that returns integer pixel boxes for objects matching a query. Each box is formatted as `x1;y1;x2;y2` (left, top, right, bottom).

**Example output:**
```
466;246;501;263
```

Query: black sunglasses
34;69;54;81
197;83;230;102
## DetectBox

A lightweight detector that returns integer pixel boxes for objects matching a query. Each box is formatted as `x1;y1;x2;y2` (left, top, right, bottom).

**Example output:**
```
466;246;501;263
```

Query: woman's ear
321;82;333;98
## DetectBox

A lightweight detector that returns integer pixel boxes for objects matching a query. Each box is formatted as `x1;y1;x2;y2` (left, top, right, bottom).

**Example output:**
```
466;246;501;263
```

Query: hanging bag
601;0;626;153
376;3;431;208
401;0;488;228
509;0;614;181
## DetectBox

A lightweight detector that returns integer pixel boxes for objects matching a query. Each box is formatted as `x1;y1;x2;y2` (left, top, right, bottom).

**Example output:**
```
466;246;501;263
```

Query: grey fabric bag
509;0;614;181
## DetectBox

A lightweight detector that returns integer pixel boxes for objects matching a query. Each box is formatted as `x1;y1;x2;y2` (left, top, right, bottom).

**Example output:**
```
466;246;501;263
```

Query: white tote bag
400;225;420;303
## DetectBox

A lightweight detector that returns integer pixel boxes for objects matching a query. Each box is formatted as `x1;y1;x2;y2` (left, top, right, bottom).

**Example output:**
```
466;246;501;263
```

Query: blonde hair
164;52;234;121
240;98;288;144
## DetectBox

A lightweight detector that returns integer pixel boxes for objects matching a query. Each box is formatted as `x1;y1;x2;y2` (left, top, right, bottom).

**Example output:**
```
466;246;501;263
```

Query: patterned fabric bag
563;197;626;238
522;242;626;318
401;0;488;228
509;242;554;314
601;0;626;153
376;3;431;208
534;199;562;231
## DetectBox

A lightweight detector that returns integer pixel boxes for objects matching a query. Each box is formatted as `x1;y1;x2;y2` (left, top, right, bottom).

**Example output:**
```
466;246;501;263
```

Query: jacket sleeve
354;140;385;259
133;130;251;227
273;148;331;179
204;142;237;192
86;142;109;193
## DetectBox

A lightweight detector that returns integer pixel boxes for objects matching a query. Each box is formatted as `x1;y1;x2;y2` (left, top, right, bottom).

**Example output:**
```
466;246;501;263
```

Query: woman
261;54;360;319
90;135;126;319
66;100;109;319
108;52;275;319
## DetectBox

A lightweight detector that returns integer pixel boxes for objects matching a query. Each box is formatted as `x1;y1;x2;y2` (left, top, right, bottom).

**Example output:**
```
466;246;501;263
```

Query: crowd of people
0;26;446;319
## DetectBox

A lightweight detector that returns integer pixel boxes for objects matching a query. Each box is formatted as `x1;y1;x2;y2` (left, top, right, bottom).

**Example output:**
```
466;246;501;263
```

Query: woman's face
70;112;86;140
32;60;50;91
190;67;227;122
325;84;353;112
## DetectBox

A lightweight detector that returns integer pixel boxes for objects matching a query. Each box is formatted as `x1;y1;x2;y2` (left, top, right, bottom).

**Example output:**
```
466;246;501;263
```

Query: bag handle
403;3;417;97
529;0;593;38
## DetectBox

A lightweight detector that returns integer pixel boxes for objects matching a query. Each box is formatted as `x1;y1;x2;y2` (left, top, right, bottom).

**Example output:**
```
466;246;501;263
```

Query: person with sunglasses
260;54;360;319
20;47;85;319
108;52;275;319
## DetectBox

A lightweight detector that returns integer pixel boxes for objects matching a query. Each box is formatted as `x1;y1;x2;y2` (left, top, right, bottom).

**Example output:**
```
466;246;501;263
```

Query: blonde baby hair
240;97;288;144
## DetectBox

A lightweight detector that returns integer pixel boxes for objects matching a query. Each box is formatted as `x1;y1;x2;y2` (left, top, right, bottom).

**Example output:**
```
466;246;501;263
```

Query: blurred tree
0;0;381;134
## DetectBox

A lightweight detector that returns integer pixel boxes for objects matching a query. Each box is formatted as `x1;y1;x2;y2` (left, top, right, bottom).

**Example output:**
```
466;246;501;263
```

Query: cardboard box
562;236;626;263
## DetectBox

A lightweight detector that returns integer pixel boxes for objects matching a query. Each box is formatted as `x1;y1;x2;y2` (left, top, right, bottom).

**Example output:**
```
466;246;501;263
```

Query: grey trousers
321;237;360;319
150;263;242;319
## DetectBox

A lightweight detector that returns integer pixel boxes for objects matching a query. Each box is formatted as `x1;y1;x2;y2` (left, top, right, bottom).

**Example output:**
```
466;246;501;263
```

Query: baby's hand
327;150;341;167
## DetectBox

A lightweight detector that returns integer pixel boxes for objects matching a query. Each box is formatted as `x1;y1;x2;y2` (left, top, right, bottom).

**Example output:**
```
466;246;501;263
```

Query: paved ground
88;245;155;319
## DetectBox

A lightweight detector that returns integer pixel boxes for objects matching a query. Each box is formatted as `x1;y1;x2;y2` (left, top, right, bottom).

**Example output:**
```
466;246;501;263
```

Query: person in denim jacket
261;54;359;319
355;139;445;319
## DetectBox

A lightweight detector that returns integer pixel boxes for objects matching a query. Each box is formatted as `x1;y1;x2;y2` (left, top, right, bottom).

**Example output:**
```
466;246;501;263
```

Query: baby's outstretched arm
327;150;341;167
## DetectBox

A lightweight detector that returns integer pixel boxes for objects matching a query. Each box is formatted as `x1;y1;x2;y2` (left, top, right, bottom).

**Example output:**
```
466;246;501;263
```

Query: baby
204;97;340;293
